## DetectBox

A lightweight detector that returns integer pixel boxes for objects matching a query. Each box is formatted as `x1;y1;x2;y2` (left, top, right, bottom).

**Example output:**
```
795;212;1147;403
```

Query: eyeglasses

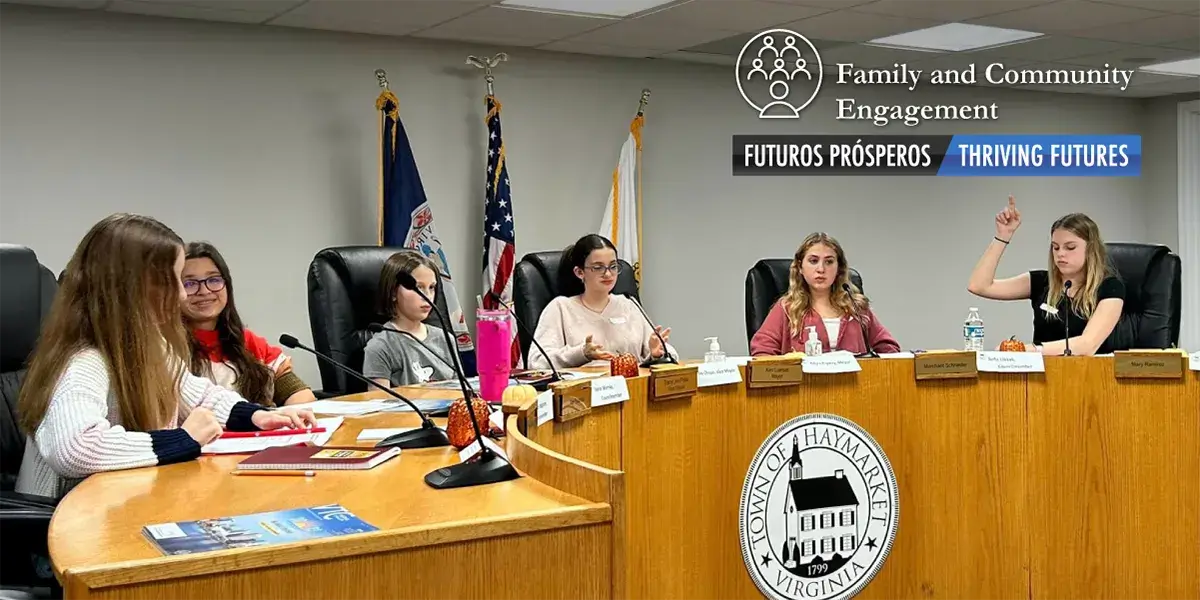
584;264;621;275
184;276;226;295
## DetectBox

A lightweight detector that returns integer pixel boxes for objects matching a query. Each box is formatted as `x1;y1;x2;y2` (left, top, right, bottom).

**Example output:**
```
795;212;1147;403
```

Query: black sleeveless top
1028;270;1125;353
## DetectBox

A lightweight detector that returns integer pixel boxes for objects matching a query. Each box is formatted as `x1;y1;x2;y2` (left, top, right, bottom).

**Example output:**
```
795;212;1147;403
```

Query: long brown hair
19;214;189;435
1045;213;1113;320
377;250;440;318
781;232;869;338
183;242;274;406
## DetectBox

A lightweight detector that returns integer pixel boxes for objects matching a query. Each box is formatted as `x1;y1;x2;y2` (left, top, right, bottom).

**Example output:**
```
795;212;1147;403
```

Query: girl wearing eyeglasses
530;234;677;369
180;242;315;406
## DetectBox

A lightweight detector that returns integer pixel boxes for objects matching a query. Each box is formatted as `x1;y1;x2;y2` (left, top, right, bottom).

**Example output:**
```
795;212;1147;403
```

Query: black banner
732;135;955;176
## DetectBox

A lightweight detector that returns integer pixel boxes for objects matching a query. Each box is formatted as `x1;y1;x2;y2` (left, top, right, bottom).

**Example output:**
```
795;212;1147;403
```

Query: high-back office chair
0;244;62;598
744;258;864;345
512;251;639;366
306;246;451;396
1104;242;1182;349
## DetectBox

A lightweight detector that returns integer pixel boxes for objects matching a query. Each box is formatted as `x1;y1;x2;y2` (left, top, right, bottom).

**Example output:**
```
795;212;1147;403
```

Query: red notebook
236;446;400;471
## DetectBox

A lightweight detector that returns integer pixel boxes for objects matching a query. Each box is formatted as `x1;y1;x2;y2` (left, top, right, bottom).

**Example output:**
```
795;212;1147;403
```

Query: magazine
142;504;377;556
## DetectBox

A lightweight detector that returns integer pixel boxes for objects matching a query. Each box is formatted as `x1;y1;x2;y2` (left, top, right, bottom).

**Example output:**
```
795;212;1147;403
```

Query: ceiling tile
818;43;942;68
759;0;877;8
411;6;618;46
781;9;947;42
907;51;1035;73
1121;77;1200;96
1163;36;1200;51
1061;44;1199;68
1;0;108;8
1090;0;1200;14
126;0;303;11
1125;70;1199;87
634;0;830;32
558;14;740;50
269;0;493;37
657;50;737;66
969;0;1170;34
970;36;1128;62
852;0;1055;22
1069;13;1200;45
537;40;665;58
106;0;297;23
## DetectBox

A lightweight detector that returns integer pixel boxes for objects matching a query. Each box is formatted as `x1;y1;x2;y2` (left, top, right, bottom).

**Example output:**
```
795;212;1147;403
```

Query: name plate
649;364;699;402
1190;351;1199;372
976;351;1045;373
590;376;631;407
914;351;978;380
536;390;553;427
803;352;861;374
1114;351;1184;379
696;361;743;388
550;379;592;422
746;356;804;388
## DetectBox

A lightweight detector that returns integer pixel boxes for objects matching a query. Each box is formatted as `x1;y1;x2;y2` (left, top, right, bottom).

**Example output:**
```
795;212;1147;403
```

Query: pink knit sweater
750;300;901;356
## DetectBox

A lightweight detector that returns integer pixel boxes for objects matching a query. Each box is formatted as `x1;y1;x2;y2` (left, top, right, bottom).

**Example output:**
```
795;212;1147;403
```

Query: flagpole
636;88;650;284
468;52;509;312
374;68;391;246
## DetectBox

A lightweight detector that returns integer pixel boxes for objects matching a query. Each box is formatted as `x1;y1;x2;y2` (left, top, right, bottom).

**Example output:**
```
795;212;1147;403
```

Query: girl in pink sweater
750;233;900;357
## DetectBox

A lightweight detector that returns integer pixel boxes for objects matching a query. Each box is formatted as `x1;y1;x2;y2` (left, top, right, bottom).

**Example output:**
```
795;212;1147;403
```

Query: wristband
994;236;1010;244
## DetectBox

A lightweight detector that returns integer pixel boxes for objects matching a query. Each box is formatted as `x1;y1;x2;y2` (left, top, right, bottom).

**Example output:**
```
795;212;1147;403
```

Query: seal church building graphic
739;414;898;600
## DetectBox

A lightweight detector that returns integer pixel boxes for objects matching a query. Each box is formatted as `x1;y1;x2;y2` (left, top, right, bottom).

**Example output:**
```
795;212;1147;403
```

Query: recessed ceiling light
866;23;1042;52
1139;56;1200;77
498;0;677;18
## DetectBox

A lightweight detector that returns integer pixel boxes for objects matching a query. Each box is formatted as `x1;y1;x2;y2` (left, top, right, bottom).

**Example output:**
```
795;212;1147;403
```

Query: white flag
599;115;644;282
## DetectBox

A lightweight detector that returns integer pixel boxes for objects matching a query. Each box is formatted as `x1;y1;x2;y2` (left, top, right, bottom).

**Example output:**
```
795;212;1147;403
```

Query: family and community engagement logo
736;28;823;119
739;414;899;600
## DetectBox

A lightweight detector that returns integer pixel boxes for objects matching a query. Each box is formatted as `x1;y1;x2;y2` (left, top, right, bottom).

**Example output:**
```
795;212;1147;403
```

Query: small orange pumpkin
999;336;1026;352
446;396;494;449
610;353;639;378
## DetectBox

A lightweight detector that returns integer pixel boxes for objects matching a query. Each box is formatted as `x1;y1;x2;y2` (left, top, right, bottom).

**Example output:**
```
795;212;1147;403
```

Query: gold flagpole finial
466;53;509;96
637;88;651;117
375;69;390;90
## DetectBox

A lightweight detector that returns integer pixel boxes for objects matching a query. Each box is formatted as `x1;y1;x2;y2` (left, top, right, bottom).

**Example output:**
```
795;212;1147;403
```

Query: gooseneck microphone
484;290;562;391
624;294;677;368
366;322;460;376
1062;280;1073;357
395;271;520;489
842;283;879;359
276;334;450;449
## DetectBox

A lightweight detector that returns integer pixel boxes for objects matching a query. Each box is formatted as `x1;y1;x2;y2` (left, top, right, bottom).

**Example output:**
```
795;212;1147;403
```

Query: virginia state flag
598;114;644;283
376;89;477;376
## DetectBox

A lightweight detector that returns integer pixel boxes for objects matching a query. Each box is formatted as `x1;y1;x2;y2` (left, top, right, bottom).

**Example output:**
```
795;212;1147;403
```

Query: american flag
481;94;520;367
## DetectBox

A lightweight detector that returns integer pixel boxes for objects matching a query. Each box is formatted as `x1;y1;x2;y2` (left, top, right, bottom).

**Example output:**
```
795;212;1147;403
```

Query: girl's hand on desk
253;406;319;430
182;408;222;445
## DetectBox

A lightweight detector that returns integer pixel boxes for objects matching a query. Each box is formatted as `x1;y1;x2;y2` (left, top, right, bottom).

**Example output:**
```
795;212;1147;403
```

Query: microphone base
424;448;521;489
854;350;881;359
528;374;561;392
375;423;452;449
639;357;678;368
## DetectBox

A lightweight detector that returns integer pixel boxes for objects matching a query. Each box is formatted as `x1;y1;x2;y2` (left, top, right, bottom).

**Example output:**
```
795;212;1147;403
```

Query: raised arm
968;195;1032;301
33;350;201;479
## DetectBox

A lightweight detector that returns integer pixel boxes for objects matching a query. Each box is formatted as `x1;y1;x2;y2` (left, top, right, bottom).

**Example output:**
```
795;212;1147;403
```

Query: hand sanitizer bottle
804;326;823;356
704;337;726;363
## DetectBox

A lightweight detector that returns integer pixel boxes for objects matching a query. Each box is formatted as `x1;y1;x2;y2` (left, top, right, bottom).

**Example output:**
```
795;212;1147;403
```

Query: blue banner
938;134;1140;176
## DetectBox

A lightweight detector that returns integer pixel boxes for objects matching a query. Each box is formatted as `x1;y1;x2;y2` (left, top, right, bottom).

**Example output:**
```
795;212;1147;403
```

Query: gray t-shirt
362;324;458;386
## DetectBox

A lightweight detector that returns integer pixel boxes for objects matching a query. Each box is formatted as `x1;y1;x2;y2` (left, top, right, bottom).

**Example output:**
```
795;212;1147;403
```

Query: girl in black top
967;196;1125;355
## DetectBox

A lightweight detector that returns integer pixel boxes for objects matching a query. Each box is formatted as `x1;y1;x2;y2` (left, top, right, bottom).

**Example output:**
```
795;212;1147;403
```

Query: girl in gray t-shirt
362;251;458;387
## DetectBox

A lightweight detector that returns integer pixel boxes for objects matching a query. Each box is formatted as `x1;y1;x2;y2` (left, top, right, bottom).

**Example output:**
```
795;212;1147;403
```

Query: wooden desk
50;410;623;600
514;356;1200;600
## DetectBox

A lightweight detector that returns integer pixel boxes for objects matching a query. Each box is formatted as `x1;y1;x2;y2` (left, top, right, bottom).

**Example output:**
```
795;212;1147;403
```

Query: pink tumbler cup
476;308;513;402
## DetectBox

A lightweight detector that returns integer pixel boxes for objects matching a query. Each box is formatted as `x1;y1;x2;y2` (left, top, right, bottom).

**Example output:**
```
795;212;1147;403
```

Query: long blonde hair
781;233;869;338
19;214;190;435
1045;213;1112;320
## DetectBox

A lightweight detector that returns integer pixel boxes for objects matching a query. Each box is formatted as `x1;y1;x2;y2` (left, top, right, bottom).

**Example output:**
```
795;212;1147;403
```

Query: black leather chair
744;259;864;345
512;251;639;366
0;244;61;598
306;246;451;396
1105;242;1182;349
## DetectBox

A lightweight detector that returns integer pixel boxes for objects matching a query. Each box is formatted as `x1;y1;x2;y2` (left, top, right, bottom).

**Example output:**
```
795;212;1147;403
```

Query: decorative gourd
502;384;537;408
999;336;1026;352
610;353;639;378
446;396;493;450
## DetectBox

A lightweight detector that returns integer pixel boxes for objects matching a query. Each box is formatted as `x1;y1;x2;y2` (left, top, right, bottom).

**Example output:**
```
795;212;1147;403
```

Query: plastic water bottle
963;307;985;351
